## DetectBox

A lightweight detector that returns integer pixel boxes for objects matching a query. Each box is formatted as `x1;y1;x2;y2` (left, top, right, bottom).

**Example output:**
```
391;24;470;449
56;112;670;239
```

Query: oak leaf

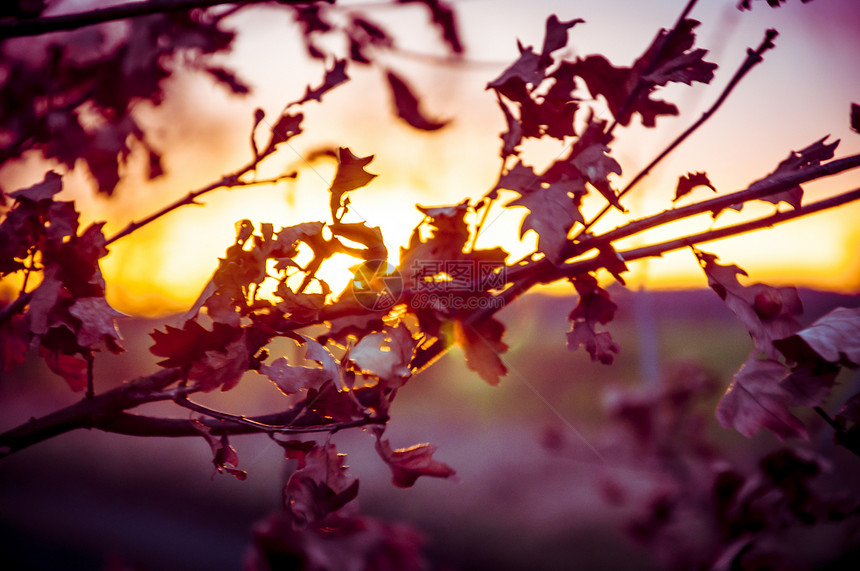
539;15;583;63
397;0;462;54
739;136;839;213
507;177;585;264
496;94;523;159
285;443;359;526
298;58;348;105
776;307;860;367
566;273;620;364
453;318;508;385
375;437;456;488
189;335;250;392
696;250;802;359
191;419;247;480
386;71;449;131
716;355;806;440
8;171;63;203
350;324;415;388
149;320;240;369
674;171;716;202
262;357;328;395
570;144;623;210
329;147;377;221
774;307;860;408
261;337;339;395
330;221;388;261
68;297;124;353
39;346;88;392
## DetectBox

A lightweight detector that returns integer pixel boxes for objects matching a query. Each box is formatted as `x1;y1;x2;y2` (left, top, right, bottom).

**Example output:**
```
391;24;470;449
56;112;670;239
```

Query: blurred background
2;0;860;568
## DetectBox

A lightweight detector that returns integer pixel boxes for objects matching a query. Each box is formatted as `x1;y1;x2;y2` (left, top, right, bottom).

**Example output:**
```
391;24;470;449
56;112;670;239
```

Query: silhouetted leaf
674;171;716;202
386;71;449;131
298;59;349;105
329;147;377;220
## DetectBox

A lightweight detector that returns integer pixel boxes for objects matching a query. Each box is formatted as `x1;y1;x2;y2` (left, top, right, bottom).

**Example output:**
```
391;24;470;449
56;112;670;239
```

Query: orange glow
4;1;860;317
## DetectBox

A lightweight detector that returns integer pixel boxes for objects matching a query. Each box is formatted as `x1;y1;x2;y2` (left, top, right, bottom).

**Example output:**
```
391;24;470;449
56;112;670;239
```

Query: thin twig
813;406;843;433
580;151;860;255
174;394;286;431
104;162;295;246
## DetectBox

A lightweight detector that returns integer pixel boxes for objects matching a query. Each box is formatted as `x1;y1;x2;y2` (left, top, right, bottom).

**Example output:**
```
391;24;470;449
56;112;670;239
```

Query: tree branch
0;367;183;458
411;184;860;376
499;152;860;287
585;153;860;252
0;0;320;39
612;186;860;266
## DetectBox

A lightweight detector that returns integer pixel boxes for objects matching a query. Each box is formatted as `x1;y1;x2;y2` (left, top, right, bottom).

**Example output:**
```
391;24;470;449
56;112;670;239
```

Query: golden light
5;0;860;318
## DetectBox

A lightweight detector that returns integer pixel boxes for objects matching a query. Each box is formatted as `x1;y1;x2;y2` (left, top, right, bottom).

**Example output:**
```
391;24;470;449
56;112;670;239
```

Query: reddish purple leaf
571;144;623;210
350;324;415;388
375;437;456;488
68;297;124;353
261;358;329;396
397;0;462;54
39;346;88;392
567;273;620;364
695;250;802;359
191;419;247;480
540;15;584;61
716;355;806;440
453;318;508;386
776;307;860;367
188;335;250;392
732;136;839;214
284;443;359;525
507;176;586;264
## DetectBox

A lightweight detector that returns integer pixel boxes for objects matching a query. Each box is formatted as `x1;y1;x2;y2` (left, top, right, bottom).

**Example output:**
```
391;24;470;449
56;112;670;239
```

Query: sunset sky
3;0;859;315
